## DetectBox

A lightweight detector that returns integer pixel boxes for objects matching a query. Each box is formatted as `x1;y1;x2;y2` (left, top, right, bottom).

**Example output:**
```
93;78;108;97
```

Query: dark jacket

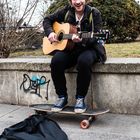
43;4;107;63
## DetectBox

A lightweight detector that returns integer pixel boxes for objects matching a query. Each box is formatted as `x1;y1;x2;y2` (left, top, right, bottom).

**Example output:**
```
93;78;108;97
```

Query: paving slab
0;104;140;140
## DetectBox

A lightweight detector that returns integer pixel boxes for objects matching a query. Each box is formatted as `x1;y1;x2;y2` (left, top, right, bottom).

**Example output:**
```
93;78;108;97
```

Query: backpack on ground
0;114;68;140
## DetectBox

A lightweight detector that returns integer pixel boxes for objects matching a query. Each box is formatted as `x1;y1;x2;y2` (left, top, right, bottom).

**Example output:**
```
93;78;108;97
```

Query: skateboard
30;104;109;129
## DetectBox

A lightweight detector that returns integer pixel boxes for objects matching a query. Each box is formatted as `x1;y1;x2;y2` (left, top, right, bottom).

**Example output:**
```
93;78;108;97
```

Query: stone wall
0;57;140;115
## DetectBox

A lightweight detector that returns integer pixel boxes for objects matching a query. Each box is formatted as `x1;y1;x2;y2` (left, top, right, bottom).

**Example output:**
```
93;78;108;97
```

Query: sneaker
74;98;86;113
51;96;68;112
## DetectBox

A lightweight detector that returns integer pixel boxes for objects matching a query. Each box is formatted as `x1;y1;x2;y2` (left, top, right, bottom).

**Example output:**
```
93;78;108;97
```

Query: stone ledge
0;57;140;73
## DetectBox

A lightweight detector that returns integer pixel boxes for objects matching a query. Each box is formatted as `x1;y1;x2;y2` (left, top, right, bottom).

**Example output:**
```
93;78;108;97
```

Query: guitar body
43;22;77;55
43;22;109;55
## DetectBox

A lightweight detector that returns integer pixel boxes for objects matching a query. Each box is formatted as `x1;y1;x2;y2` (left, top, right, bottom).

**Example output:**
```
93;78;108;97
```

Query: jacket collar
81;5;92;23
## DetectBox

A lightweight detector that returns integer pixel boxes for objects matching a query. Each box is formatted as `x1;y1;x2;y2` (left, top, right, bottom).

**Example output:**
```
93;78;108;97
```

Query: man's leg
74;49;98;113
50;51;76;111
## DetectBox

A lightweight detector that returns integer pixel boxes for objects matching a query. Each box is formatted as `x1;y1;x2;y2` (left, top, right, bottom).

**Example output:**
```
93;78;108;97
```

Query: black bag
95;43;107;63
0;114;68;140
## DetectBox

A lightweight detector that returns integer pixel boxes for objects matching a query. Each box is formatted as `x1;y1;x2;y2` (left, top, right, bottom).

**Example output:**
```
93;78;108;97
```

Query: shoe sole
51;107;63;112
74;108;86;113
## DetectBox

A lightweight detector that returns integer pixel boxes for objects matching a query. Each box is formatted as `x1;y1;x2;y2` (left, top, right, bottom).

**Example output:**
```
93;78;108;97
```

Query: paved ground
0;104;140;140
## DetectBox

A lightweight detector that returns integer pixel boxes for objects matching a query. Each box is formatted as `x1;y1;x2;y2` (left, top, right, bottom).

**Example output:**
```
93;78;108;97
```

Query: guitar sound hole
58;32;63;41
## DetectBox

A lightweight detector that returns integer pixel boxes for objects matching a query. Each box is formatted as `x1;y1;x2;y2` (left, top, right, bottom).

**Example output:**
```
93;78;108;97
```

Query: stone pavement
0;103;140;140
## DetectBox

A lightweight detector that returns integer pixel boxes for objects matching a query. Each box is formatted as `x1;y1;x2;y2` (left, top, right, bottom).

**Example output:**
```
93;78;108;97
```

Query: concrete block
0;58;140;115
17;72;56;105
92;74;140;114
0;71;18;104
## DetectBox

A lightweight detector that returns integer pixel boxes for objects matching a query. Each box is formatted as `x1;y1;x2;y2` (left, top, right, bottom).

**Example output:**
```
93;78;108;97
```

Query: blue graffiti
20;74;50;99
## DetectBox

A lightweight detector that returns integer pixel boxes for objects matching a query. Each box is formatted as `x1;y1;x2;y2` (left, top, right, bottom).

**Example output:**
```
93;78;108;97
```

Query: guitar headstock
95;30;110;41
100;29;110;40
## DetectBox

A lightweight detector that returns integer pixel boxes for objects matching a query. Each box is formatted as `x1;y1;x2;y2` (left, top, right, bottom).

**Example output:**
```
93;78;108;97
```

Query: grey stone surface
0;58;140;115
0;57;140;73
92;74;140;114
0;71;18;104
0;104;140;140
17;72;55;105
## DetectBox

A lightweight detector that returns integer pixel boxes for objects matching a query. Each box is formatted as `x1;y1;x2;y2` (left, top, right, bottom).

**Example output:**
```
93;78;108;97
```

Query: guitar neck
62;32;106;40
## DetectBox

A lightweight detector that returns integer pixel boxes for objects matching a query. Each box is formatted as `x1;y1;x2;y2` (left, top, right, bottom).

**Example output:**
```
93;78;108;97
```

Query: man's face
71;0;86;13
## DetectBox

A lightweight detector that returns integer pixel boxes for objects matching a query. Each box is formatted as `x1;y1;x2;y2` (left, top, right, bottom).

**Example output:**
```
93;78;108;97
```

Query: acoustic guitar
43;22;109;55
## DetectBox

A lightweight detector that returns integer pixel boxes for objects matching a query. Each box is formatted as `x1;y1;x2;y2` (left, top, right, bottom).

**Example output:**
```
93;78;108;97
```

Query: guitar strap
64;10;70;22
64;5;94;32
89;7;94;32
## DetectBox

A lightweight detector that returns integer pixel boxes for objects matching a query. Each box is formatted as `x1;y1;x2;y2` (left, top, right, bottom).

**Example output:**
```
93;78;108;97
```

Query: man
43;0;106;113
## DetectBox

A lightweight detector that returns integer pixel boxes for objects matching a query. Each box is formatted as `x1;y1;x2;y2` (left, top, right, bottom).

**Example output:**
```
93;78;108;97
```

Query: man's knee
77;58;91;70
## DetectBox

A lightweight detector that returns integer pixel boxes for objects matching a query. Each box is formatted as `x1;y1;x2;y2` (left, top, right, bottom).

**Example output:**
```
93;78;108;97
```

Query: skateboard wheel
80;120;89;129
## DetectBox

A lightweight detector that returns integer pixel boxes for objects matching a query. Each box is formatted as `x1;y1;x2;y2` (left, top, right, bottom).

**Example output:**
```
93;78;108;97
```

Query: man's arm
43;5;69;37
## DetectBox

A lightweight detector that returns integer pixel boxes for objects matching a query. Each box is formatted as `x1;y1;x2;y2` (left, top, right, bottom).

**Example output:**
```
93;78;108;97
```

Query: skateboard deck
30;104;109;129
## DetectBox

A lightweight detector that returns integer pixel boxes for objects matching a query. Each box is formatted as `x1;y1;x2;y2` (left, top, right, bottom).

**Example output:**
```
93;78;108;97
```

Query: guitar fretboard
62;32;107;40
